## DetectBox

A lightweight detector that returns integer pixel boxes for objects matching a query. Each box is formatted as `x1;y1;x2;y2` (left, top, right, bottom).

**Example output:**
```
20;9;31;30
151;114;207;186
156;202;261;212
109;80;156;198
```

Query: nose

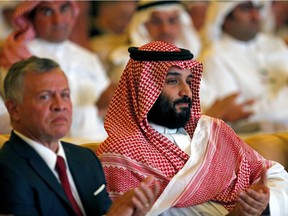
161;22;170;33
52;12;62;24
159;20;171;33
51;94;66;111
179;82;192;99
250;7;261;20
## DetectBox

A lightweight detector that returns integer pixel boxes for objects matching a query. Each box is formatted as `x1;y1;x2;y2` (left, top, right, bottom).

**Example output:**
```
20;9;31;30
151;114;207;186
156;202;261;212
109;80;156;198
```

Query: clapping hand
107;176;160;216
227;168;270;216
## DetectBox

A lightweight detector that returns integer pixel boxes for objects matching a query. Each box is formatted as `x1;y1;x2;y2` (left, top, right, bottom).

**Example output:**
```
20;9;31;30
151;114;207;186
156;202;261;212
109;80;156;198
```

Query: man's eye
62;92;70;99
186;80;192;85
149;18;161;26
42;9;53;16
39;94;50;100
168;17;179;25
166;79;177;84
61;4;72;13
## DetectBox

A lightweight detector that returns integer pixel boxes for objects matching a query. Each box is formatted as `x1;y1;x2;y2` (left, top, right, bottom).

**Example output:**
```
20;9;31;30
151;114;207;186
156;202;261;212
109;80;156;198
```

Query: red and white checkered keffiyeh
0;0;79;68
96;41;271;211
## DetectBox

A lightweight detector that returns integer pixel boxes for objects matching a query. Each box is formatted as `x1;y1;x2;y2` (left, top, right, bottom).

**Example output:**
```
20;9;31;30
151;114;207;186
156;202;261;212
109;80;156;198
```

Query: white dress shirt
14;130;86;215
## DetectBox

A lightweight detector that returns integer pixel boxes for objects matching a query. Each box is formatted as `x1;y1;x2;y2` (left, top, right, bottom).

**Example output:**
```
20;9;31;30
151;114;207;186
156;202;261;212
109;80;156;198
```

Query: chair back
244;132;288;171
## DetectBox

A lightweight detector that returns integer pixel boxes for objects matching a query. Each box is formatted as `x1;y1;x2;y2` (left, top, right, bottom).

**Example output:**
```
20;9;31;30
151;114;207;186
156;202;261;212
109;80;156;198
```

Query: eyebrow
60;2;72;10
167;72;181;76
37;86;70;92
36;5;51;12
166;72;193;78
37;2;71;12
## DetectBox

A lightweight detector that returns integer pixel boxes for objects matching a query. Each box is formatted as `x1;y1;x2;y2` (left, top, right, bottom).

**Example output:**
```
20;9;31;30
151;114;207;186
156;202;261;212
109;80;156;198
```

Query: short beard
147;94;191;129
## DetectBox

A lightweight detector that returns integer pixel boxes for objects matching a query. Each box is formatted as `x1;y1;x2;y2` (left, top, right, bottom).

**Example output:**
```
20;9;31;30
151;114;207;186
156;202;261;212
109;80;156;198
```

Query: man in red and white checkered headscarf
97;41;288;215
0;1;115;142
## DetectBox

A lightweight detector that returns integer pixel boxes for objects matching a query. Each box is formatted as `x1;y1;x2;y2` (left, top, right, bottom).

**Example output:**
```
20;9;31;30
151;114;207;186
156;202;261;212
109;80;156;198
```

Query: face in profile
32;1;75;43
10;68;72;142
145;9;181;44
147;66;193;129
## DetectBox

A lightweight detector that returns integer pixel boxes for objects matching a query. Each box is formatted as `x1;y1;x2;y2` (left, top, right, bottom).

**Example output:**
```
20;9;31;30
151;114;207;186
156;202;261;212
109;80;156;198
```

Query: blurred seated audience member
0;1;18;48
199;1;288;133
183;1;253;126
92;0;201;84
69;1;91;50
0;0;116;142
0;56;159;215
89;1;137;37
89;1;137;74
261;0;288;45
182;1;209;32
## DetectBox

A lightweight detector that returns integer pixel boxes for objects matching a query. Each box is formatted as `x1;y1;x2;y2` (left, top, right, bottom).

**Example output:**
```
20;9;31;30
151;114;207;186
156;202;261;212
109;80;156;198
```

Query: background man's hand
204;93;254;123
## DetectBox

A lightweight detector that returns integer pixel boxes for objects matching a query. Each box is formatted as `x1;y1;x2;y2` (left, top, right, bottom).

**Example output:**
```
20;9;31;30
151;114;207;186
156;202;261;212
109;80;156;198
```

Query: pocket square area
93;184;105;196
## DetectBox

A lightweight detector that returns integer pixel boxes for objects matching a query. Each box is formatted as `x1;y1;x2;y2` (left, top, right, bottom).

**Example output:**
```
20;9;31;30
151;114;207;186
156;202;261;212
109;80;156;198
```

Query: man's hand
106;176;160;216
204;93;254;123
227;168;270;216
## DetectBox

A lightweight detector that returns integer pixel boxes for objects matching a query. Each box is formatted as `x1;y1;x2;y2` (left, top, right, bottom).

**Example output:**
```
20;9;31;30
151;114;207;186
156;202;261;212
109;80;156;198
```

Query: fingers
131;192;147;212
259;167;267;186
250;168;269;194
133;184;151;208
225;92;240;101
141;175;154;186
238;189;269;215
204;94;239;119
240;189;269;205
216;93;239;107
242;98;255;106
207;92;255;122
131;176;160;215
106;177;159;216
135;176;159;205
236;168;270;216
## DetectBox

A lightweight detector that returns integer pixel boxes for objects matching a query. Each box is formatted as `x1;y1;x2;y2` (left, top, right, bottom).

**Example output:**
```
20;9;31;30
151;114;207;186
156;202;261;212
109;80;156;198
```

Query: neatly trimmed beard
147;94;192;129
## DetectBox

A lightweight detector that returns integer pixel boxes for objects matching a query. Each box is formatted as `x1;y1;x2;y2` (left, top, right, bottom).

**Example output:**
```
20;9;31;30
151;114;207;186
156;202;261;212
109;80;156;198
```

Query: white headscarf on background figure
128;0;202;57
201;0;264;47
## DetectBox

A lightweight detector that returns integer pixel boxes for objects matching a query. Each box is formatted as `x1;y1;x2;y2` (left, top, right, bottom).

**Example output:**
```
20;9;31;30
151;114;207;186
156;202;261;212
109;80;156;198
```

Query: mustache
174;97;192;106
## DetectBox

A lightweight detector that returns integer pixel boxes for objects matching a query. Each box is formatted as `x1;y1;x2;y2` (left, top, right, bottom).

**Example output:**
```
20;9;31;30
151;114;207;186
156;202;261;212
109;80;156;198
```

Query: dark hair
4;56;60;103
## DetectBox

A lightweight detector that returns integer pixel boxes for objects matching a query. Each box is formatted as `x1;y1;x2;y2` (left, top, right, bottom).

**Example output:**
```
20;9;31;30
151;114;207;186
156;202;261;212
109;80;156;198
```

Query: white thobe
200;33;288;128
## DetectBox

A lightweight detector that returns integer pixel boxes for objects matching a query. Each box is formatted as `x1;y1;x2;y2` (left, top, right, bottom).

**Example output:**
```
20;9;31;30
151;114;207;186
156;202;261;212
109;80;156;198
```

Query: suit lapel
63;144;92;209
9;132;74;210
63;145;85;194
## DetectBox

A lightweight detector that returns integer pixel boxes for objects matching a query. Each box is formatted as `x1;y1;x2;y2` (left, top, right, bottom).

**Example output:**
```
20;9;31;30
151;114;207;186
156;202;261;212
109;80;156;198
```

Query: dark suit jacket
0;132;112;216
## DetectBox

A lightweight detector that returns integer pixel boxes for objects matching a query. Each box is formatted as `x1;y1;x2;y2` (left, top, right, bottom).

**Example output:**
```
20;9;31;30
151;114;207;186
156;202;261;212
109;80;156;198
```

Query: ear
5;99;21;122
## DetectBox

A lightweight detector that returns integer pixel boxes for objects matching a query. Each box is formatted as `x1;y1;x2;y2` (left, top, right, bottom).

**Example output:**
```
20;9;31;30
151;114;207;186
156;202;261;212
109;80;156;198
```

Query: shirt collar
149;122;177;134
222;33;257;49
13;130;66;171
149;122;188;135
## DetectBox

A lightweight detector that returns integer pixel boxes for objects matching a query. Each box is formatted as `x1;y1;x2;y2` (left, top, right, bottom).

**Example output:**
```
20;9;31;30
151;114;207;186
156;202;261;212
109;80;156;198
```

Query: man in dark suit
0;56;158;216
